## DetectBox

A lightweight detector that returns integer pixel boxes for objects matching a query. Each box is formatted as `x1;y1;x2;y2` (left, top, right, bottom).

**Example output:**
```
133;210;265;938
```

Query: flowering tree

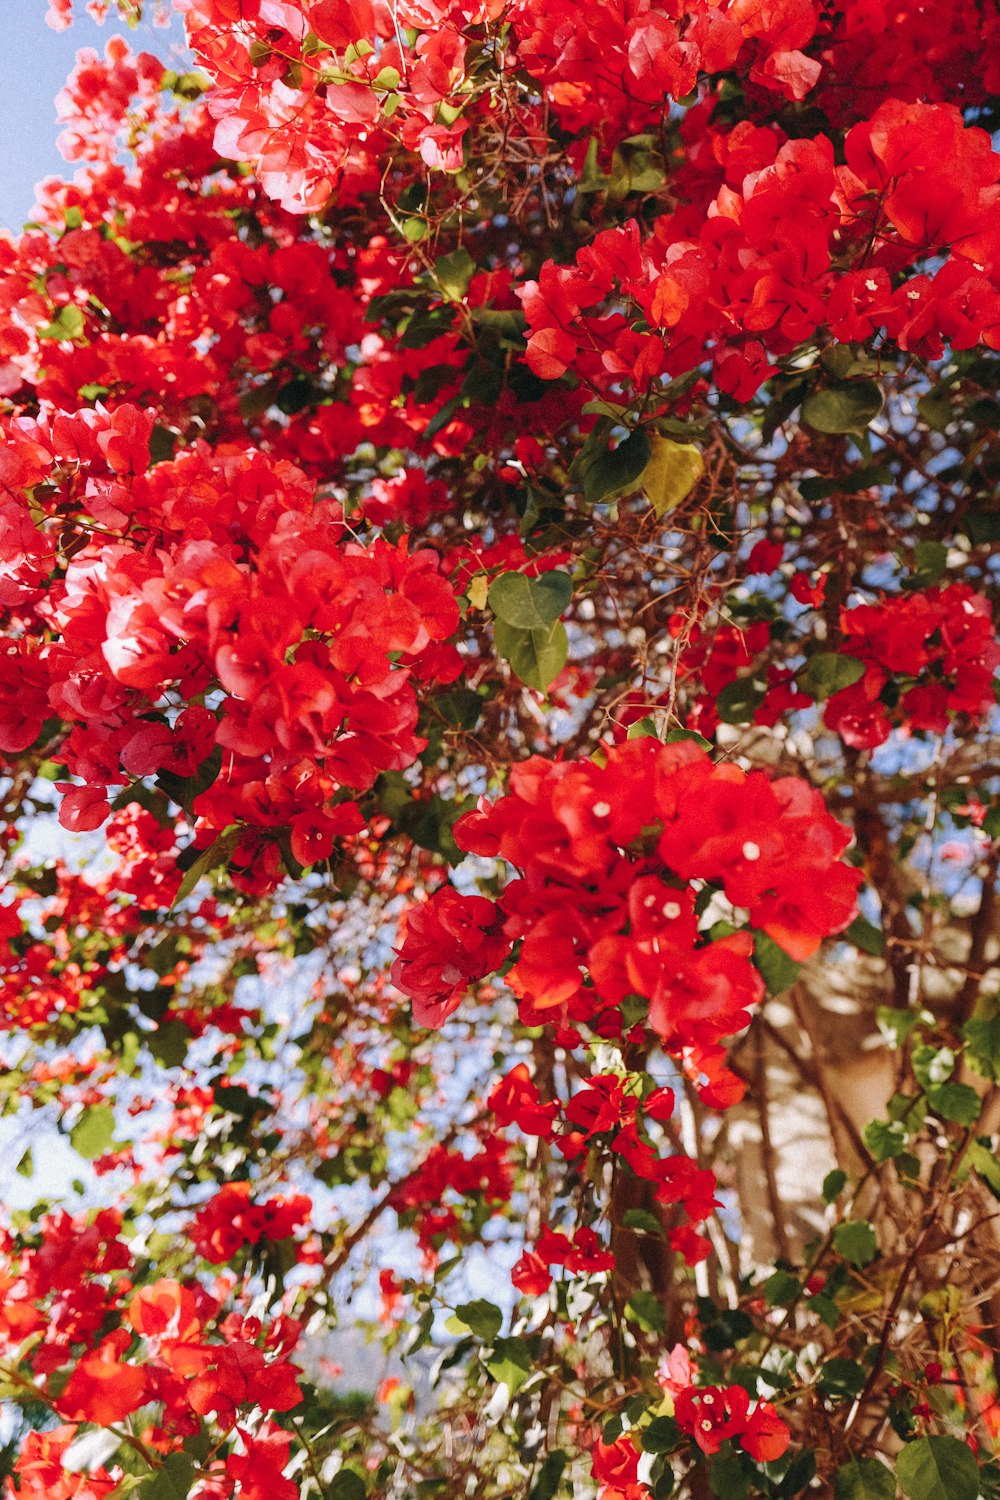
1;0;1000;1495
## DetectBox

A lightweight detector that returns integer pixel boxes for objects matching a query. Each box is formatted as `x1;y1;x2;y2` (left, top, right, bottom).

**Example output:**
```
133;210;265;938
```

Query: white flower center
741;841;761;861
662;902;681;920
593;802;611;819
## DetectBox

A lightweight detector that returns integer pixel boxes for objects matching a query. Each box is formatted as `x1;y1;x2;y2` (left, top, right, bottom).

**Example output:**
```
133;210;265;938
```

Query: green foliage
493;617;569;692
450;1299;503;1341
329;1473;367;1500
833;1220;877;1268
488;570;572;630
626;1289;667;1332
485;1337;534;1393
582;426;652;503
802;380;884;434
641;435;704;517
896;1437;979;1500
798;653;866;700
833;1459;895;1500
139;1454;197;1500
755;932;802;995
715;673;769;724
70;1104;117;1160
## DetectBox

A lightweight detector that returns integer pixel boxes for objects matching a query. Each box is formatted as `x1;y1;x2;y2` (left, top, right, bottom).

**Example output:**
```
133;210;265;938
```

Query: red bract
823;585;1000;748
674;1382;791;1462
456;737;858;1042
391;887;511;1028
189;1182;312;1264
59;1329;149;1425
6;1426;121;1500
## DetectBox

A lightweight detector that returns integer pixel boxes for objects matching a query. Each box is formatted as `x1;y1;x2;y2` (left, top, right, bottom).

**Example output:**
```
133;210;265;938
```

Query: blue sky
0;7;187;231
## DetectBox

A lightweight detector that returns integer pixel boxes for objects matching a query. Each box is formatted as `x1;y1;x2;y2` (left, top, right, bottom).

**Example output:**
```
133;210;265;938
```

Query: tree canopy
1;1;1000;1496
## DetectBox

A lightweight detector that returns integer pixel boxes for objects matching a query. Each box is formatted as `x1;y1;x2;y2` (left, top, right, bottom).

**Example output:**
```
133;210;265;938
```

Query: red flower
390;888;511;1029
59;1330;148;1426
675;1383;750;1454
511;1250;552;1296
592;1436;640;1489
742;1402;791;1462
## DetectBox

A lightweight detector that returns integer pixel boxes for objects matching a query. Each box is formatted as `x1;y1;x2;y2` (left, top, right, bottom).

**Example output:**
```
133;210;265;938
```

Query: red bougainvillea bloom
391;887;511;1027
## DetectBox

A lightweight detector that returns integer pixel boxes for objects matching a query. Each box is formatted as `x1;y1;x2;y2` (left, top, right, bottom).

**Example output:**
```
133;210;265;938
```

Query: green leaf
641;434;703;517
833;1219;877;1267
529;1450;568;1500
641;1416;680;1454
625;1289;666;1333
755;932;801;996
70;1104;116;1161
896;1436;979;1500
434;247;475;302
823;1168;847;1203
582;426;652;504
15;1147;33;1179
431;688;483;730
925;1082;981;1126
715;673;768;725
451;1299;502;1342
809;1291;841;1329
818;1358;866;1401
137;1454;196;1500
38;303;86;341
876;1007;924;1047
485;1336;533;1393
623;1208;664;1238
798;652;866;701
913;1044;957;1088
969;1139;1000;1199
779;1449;817;1498
764;1270;801;1306
148;1020;190;1069
833;1458;895;1500
798;476;840;501
171;828;241;909
488;570;572;629
802;380;884;434
493;618;568;693
329;1473;367;1500
963;1015;1000;1083
846;915;884;957
709;1451;751;1500
910;540;948;589
863;1118;908;1161
139;1454;196;1500
663;728;713;749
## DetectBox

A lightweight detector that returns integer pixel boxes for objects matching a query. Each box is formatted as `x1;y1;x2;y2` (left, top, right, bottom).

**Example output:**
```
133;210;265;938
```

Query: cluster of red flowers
392;738;860;1276
0;1208;305;1474
123;0;1000;237
7;1424;121;1500
433;735;860;1040
0;404;460;877
824;584;1000;749
389;886;509;1028
592;1386;788;1500
188;1182;312;1264
523;100;1000;403
390;1134;513;1256
494;1064;717;1270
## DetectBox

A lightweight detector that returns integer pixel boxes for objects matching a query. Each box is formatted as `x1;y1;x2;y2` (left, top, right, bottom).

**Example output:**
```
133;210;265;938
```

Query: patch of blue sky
0;7;189;233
